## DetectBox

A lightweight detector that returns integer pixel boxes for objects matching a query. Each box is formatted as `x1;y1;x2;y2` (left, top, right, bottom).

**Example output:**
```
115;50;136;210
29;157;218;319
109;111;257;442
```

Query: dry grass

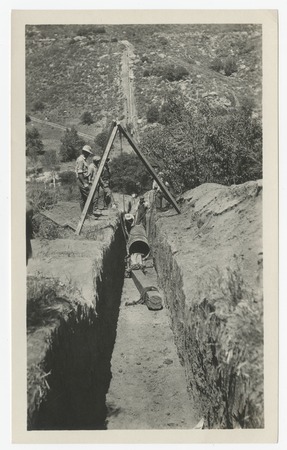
187;259;264;428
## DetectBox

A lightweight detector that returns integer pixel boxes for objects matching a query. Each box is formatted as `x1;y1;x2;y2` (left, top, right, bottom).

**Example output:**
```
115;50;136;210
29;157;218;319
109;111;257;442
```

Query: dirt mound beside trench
149;180;263;429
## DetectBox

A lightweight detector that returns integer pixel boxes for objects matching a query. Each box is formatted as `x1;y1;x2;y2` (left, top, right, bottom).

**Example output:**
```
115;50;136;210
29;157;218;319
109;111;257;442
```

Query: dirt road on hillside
120;40;138;139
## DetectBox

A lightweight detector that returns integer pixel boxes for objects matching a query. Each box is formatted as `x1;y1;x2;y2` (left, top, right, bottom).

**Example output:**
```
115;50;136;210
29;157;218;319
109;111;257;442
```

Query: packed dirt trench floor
106;269;198;429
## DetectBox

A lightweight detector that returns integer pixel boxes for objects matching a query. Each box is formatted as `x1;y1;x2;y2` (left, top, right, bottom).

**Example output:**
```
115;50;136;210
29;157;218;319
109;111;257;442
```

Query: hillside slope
26;24;262;131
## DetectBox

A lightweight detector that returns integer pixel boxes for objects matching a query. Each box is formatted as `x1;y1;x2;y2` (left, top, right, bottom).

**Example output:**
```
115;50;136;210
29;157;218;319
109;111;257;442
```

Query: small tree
26;127;44;157
209;57;224;73
94;129;110;151
26;114;31;124
60;127;85;162
224;57;238;76
42;149;60;171
32;100;45;112
80;111;94;125
146;105;160;123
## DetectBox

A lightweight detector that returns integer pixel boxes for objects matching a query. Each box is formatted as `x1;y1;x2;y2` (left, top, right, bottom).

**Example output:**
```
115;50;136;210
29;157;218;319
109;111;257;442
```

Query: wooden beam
117;123;181;214
75;122;118;235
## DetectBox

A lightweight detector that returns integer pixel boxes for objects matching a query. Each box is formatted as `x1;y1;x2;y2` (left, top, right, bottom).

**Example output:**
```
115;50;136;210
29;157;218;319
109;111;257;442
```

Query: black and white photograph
10;8;278;445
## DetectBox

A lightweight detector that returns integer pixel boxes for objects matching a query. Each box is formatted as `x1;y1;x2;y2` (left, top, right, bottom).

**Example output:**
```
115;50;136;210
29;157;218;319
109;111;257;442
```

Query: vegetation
42;149;60;171
27;182;58;213
59;126;85;162
110;153;152;195
76;25;106;36
187;262;263;428
80;111;94;125
32;100;45;112
94;126;114;152
146;105;160;123
141;91;262;194
26;127;44;159
224;56;238;76
209;56;237;76
27;275;83;429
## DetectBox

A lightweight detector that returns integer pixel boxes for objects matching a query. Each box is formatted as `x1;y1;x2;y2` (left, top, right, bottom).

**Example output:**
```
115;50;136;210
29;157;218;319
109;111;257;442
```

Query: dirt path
106;269;199;429
30;116;97;141
120;40;138;139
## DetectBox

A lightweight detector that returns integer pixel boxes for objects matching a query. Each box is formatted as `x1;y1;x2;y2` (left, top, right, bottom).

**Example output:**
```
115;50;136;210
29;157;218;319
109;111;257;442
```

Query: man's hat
82;145;93;155
125;213;134;221
93;155;101;163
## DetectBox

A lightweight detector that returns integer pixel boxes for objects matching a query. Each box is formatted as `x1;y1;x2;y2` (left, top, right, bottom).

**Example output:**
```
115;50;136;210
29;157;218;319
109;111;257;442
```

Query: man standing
88;155;105;218
75;145;93;211
101;157;112;209
135;196;148;229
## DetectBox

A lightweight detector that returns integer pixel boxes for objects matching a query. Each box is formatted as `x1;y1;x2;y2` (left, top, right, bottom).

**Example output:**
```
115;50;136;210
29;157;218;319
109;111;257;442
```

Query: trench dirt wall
148;181;263;429
27;210;126;430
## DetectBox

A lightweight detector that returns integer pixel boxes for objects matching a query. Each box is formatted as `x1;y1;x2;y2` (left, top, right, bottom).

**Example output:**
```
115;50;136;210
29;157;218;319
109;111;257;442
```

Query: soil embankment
149;180;263;428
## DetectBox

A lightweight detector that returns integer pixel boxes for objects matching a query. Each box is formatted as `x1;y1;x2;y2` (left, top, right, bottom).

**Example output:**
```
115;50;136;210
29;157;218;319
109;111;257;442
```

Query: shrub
59;126;85;162
141;55;149;63
32;100;45;112
26;114;31;124
110;153;152;195
80;111;94;125
26;127;44;157
58;171;77;185
224;57;238;76
42;149;60;171
209;57;224;73
143;69;150;77
146;105;160;123
94;129;110;151
141;94;262;193
26;182;58;213
77;25;106;36
158;36;168;46
32;214;62;240
161;64;189;82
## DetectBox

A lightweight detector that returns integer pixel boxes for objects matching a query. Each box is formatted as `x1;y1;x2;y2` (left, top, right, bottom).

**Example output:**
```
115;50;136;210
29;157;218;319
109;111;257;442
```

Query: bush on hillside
158;36;168;46
58;171;77;185
26;182;58;214
26;114;31;124
80;111;94;125
141;93;262;194
224;56;238;76
209;57;224;73
151;64;189;82
161;64;189;82
77;25;106;36
59;127;85;162
42;149;60;171
32;100;45;112
26;127;44;158
146;105;160;123
143;69;150;77
110;153;152;195
94;128;110;151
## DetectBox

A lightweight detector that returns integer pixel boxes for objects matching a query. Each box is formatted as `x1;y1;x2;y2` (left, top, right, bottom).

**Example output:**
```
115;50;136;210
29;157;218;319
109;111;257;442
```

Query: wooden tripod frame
75;121;180;235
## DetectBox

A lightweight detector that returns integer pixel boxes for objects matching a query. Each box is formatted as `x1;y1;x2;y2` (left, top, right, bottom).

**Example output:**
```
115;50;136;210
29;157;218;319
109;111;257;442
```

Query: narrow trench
30;225;126;430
